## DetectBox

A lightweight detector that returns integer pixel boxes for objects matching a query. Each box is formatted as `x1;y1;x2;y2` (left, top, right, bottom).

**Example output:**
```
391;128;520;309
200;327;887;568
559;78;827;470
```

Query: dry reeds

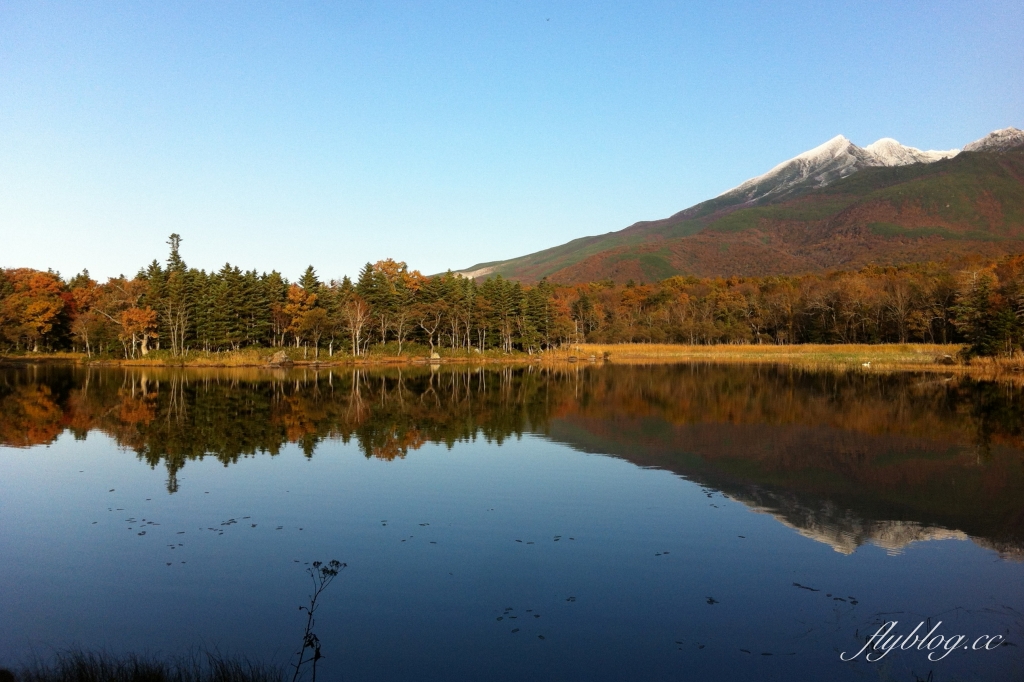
552;342;1024;381
9;343;1024;382
8;650;283;682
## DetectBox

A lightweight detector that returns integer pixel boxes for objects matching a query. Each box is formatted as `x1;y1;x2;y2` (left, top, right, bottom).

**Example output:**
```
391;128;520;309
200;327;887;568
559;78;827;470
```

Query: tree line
3;234;1024;358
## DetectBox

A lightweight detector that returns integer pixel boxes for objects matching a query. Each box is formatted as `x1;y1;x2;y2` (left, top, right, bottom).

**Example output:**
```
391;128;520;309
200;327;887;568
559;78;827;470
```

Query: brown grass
117;349;270;367
559;342;1024;380
576;342;957;365
8;344;1024;381
0;351;85;363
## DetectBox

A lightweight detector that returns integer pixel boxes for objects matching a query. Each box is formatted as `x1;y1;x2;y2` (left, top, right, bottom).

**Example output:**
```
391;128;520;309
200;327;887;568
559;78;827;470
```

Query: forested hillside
456;148;1024;283
4;235;1024;359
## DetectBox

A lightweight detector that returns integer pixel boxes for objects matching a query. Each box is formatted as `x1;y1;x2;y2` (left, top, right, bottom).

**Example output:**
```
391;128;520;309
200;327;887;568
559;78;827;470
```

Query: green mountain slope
456;148;1024;284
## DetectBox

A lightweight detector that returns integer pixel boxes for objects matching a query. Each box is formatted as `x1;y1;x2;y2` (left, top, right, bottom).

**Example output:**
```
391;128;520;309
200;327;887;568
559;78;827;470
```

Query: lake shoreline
5;342;1019;378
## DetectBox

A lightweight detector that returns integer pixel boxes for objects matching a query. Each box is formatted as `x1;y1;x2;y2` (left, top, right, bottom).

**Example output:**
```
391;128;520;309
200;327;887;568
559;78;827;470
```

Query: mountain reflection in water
3;362;1022;559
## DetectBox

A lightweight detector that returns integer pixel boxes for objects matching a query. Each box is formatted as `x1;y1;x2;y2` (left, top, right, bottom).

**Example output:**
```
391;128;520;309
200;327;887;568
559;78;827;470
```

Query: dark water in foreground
1;363;1023;681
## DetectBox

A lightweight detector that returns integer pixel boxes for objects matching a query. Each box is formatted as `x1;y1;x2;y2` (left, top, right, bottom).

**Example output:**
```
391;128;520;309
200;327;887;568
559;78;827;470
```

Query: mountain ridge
718;134;959;206
455;127;1024;283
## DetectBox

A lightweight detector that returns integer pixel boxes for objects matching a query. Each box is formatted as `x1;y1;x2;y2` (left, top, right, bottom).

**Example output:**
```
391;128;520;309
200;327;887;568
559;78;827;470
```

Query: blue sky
2;1;1022;281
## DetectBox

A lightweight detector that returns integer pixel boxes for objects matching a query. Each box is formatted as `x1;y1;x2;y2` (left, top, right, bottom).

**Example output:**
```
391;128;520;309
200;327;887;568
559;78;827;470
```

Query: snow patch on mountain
719;135;960;205
721;136;869;203
864;138;958;166
456;264;498;279
963;127;1024;152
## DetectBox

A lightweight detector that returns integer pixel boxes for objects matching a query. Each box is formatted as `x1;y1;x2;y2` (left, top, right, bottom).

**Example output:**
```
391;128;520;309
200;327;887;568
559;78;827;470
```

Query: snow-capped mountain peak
721;135;869;203
793;135;852;162
863;138;958;166
963;127;1024;152
719;134;962;205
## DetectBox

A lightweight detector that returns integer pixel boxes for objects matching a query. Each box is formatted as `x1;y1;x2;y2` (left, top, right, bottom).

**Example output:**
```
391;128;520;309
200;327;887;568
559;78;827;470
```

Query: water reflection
2;362;1023;557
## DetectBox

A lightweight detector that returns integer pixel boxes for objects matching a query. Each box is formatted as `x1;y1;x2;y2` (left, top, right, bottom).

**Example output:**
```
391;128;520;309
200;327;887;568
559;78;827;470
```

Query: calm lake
1;363;1022;681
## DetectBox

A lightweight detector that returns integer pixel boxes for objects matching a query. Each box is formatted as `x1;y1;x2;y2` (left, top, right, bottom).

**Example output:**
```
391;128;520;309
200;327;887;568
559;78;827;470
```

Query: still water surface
1;363;1023;681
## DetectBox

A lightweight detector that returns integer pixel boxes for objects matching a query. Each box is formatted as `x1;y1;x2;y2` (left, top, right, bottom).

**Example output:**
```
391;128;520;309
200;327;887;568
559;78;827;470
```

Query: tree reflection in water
2;362;1023;556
